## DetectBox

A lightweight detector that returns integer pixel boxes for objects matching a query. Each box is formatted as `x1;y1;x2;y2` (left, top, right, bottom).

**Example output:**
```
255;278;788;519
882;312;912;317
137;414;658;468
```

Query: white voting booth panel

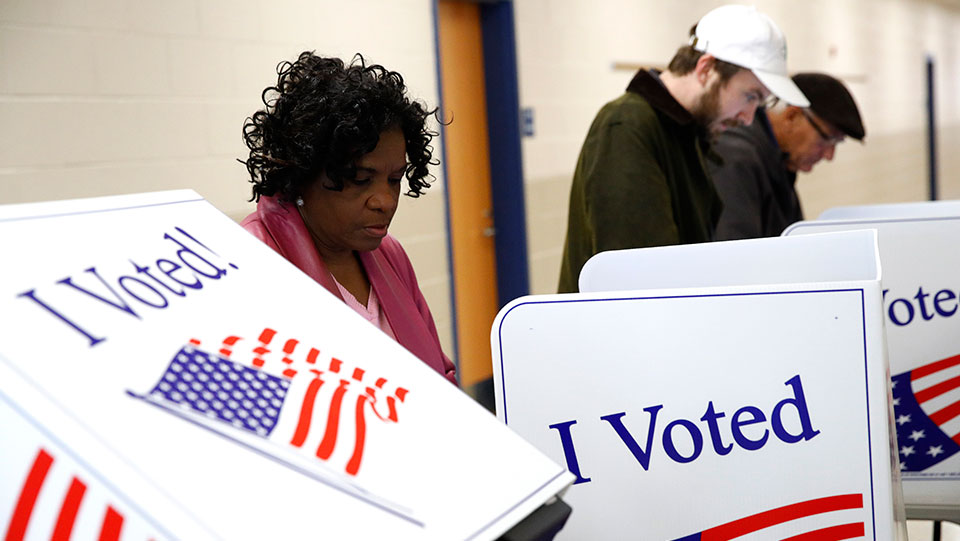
819;200;960;220
786;210;960;523
0;360;215;540
0;191;573;540
493;231;907;540
578;231;878;292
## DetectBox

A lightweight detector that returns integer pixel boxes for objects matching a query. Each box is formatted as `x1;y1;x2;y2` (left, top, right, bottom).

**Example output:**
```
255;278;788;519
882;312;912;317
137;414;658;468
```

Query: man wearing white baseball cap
558;5;807;293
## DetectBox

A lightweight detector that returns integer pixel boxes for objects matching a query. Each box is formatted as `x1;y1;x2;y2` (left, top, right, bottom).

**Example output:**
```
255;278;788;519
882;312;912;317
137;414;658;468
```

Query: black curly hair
241;52;439;202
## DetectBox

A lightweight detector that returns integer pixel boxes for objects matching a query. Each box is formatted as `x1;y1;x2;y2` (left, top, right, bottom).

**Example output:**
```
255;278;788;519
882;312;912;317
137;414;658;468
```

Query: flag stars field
890;362;960;472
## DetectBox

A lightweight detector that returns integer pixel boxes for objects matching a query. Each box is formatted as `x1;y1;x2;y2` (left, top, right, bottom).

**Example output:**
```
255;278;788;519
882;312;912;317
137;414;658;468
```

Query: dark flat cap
792;72;866;141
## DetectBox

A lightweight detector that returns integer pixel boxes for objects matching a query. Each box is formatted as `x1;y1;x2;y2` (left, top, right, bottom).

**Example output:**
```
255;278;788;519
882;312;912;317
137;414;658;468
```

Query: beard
689;79;742;138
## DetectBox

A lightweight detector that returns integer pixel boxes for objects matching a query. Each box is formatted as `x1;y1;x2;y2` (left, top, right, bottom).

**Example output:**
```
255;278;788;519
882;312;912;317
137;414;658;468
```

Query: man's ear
693;54;716;86
784;105;804;122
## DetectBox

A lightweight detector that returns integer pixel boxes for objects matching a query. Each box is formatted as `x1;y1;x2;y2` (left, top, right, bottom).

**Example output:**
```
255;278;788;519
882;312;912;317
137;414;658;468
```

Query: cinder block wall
0;0;454;355
516;0;960;294
5;0;960;372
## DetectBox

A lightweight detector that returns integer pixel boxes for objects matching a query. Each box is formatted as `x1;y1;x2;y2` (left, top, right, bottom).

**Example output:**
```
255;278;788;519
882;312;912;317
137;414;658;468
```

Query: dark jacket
709;109;803;239
558;70;722;293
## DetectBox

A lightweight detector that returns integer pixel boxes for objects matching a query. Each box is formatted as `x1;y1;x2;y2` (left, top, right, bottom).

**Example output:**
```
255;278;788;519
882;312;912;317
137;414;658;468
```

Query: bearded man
558;5;809;293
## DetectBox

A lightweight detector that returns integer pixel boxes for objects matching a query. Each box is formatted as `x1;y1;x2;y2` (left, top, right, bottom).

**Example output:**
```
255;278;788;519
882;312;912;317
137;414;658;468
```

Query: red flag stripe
914;374;960;404
317;380;351;460
781;522;865;541
290;378;325;447
257;328;277;344
701;494;863;541
912;354;960;380
346;395;369;476
51;477;87;541
5;448;54;541
929;399;960;426
97;507;124;541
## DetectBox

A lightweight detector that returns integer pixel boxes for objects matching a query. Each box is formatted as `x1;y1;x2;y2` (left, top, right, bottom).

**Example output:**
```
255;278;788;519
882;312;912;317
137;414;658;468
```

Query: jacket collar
753;108;794;177
254;195;448;376
626;69;695;126
256;195;344;302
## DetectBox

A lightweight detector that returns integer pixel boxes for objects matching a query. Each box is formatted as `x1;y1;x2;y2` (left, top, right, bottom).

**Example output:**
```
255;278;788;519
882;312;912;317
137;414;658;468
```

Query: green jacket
558;70;722;293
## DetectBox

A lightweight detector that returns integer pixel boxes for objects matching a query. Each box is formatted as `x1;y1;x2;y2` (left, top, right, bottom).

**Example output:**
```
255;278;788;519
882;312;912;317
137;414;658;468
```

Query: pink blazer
240;195;458;385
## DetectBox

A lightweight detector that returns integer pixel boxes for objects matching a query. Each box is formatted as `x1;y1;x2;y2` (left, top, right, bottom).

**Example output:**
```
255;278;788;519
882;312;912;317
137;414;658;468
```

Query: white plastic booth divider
785;205;960;524
819;200;960;220
493;230;906;540
0;190;573;541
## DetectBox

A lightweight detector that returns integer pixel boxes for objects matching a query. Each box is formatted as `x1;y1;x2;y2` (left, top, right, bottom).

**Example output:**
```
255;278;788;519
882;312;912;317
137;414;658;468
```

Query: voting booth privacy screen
493;231;906;540
786;206;960;520
0;190;573;540
818;199;960;220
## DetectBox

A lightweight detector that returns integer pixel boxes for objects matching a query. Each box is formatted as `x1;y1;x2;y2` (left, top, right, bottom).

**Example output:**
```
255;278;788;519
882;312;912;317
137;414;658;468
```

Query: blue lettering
771;375;820;443
133;259;186;297
558;375;819;481
600;406;663;471
934;289;958;317
662;419;703;463
164;227;230;280
914;287;934;321
156;258;201;290
884;286;960;327
731;406;768;450
17;289;105;346
117;275;169;309
699;401;732;456
888;298;914;326
58;267;141;319
15;227;238;347
548;420;591;484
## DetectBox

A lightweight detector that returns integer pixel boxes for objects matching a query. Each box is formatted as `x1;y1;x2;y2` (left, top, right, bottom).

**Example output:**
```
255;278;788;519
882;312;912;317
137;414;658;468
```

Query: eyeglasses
744;91;779;109
760;94;779;108
802;109;844;146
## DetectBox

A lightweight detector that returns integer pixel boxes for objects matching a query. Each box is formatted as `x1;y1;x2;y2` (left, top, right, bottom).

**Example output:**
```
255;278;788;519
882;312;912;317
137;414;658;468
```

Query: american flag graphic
892;353;960;472
128;340;422;525
672;493;866;540
131;342;408;477
4;447;142;541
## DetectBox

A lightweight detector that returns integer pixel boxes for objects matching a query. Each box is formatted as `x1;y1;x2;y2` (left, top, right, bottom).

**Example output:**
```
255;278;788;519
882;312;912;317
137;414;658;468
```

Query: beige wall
0;0;455;356
5;0;960;365
516;0;960;294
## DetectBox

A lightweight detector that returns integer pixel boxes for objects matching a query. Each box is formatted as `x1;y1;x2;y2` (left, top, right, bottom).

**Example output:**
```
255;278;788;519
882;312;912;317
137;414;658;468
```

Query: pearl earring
296;197;304;207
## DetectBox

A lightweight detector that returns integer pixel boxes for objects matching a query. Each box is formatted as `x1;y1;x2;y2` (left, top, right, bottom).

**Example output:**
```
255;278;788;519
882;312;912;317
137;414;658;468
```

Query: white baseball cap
691;5;809;107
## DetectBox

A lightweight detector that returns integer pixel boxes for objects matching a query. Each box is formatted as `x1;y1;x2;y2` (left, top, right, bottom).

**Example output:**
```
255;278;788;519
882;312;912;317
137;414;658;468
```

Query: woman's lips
364;224;389;237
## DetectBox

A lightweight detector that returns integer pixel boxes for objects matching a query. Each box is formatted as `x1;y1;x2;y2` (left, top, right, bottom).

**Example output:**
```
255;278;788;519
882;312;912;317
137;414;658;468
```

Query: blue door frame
432;0;530;374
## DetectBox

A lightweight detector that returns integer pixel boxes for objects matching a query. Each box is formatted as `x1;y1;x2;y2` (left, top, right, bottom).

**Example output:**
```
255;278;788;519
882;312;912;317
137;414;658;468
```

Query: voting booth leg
496;497;572;541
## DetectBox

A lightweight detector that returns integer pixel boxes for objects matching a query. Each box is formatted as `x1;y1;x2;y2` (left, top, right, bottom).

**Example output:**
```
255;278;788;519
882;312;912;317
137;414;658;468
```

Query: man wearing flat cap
709;72;866;239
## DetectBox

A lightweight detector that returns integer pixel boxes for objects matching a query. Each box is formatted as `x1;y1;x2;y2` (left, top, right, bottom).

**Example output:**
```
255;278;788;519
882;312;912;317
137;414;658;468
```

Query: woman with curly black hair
240;52;456;385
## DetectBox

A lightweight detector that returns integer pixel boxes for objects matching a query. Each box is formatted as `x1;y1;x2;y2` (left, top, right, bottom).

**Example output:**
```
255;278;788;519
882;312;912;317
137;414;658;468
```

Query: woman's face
300;126;406;258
